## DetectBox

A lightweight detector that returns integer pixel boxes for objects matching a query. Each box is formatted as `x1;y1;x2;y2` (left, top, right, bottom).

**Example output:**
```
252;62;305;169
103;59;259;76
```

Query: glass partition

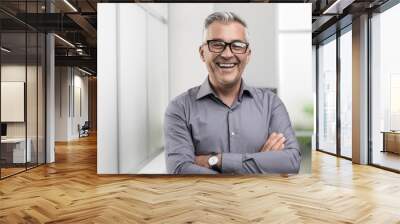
1;31;28;177
0;1;46;179
27;30;38;169
38;32;45;165
26;0;43;170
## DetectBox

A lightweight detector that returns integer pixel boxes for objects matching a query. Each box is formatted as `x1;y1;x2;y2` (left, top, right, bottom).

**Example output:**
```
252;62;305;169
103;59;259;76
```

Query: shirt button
231;132;235;136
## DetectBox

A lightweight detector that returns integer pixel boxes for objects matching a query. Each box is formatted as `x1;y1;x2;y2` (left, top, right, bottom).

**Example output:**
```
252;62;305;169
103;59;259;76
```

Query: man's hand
195;154;222;169
195;155;210;168
259;132;286;152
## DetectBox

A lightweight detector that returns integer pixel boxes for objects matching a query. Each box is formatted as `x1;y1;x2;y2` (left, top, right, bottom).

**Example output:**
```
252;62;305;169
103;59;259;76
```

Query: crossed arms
164;98;301;174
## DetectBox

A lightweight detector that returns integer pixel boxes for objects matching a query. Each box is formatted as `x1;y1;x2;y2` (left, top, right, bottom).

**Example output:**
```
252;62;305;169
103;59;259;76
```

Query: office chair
79;121;90;138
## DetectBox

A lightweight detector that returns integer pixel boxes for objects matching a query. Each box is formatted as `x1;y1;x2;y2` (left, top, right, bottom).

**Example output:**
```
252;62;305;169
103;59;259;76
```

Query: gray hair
202;11;250;43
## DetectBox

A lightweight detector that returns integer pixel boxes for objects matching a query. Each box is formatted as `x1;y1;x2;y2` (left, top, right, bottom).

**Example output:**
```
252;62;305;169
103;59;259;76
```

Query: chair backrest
82;121;90;129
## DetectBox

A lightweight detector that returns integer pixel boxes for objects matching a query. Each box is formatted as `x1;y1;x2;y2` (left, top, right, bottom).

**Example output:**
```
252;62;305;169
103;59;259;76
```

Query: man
164;11;301;174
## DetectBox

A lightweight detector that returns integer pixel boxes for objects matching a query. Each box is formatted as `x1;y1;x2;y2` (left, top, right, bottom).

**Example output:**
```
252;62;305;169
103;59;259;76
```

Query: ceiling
1;0;98;74
0;0;394;75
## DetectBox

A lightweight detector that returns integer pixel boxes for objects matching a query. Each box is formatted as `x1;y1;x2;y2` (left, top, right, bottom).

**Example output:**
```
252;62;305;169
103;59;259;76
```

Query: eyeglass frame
204;39;250;54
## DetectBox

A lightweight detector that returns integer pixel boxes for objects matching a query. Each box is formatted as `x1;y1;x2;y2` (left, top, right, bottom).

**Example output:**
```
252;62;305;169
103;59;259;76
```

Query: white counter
1;138;32;163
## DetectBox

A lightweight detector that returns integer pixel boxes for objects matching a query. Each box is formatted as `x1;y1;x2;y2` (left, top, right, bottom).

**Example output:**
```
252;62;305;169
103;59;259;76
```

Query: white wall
117;4;148;173
97;3;168;174
277;4;313;130
168;3;213;99
54;67;89;141
55;67;69;141
147;5;169;158
97;3;119;174
72;73;89;138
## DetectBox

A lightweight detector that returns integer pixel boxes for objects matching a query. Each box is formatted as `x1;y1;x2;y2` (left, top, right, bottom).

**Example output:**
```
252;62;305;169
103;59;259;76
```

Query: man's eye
211;42;225;48
232;42;246;48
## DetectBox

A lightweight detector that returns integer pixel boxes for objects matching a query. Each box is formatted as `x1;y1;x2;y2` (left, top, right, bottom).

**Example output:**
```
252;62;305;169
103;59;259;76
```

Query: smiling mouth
216;62;238;69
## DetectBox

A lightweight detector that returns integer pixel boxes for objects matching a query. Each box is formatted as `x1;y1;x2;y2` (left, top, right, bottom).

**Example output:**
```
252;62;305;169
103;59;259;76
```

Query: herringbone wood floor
1;134;400;224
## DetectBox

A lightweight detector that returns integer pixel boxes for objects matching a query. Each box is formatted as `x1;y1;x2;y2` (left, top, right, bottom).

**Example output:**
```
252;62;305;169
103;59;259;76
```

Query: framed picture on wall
1;81;25;122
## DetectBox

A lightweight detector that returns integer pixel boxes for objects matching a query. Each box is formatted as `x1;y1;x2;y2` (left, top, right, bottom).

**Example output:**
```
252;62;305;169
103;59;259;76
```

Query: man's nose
220;45;234;58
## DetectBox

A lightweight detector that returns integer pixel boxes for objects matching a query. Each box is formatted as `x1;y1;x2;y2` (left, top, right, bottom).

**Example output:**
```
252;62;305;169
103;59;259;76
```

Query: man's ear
245;49;252;64
199;46;206;62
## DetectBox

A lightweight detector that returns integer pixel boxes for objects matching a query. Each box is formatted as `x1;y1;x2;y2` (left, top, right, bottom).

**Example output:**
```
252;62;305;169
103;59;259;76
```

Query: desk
1;138;31;163
381;131;400;154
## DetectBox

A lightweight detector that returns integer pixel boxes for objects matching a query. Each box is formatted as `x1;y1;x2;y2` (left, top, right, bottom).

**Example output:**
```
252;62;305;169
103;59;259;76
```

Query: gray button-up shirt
164;78;301;174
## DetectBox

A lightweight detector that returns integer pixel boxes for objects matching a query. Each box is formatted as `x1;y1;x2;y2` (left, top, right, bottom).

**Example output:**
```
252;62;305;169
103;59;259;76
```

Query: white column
46;32;55;163
97;3;119;174
117;4;148;173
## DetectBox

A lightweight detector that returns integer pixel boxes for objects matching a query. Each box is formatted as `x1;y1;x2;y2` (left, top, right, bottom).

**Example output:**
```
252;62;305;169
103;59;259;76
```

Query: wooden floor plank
0;134;400;223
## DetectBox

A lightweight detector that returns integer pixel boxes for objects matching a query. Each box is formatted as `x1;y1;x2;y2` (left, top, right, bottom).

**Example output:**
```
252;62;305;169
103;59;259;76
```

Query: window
317;36;337;155
370;2;400;171
339;28;352;158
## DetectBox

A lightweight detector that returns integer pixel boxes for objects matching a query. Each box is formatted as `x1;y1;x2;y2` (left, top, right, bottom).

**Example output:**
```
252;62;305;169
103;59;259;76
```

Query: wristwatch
208;152;220;171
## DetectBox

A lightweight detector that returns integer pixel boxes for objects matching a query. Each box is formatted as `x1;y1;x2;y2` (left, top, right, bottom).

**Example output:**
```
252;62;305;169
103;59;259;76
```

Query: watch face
208;156;218;166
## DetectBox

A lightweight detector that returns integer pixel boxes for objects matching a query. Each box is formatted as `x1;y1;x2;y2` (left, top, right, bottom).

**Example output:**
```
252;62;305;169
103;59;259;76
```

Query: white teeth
218;63;235;68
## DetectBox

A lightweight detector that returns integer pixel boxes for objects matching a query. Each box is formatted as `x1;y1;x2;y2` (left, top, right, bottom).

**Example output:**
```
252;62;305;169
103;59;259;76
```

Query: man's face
200;21;251;88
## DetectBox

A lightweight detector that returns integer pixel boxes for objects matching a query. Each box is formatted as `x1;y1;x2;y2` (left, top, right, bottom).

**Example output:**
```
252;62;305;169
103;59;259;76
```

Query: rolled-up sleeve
164;99;218;174
221;95;301;174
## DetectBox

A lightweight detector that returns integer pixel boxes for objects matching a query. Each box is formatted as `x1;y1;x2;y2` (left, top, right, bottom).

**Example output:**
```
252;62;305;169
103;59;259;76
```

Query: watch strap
209;152;220;172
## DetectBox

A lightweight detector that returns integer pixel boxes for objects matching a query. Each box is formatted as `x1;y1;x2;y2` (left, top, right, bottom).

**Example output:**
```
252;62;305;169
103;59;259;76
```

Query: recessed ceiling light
323;0;355;15
63;0;78;12
1;47;11;53
78;67;92;76
54;34;75;48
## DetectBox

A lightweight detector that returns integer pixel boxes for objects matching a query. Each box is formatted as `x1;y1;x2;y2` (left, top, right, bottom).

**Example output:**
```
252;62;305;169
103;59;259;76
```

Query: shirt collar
238;79;254;101
196;76;254;101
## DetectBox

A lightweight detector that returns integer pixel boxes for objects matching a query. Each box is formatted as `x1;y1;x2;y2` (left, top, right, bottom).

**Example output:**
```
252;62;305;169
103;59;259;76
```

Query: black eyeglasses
206;39;249;54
